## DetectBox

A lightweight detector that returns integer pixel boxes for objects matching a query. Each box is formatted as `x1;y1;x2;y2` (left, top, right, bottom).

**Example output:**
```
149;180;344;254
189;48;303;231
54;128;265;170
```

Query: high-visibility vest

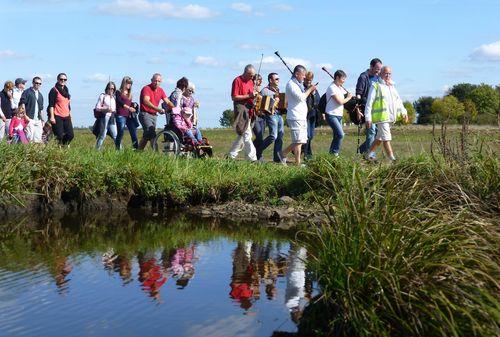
371;82;404;123
371;82;389;123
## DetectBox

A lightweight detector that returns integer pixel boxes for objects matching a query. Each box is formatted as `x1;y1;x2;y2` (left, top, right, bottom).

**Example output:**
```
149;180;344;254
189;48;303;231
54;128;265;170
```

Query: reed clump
298;154;499;337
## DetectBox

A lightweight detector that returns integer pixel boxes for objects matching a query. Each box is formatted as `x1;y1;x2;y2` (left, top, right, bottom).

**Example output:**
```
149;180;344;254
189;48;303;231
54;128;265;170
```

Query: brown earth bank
0;193;324;228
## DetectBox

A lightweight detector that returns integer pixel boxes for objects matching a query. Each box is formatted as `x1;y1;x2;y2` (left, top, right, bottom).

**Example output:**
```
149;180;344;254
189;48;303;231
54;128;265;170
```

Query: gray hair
244;64;255;73
151;73;162;81
187;81;196;92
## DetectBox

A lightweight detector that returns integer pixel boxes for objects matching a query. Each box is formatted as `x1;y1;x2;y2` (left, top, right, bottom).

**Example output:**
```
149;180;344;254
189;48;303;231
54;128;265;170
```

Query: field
74;123;500;160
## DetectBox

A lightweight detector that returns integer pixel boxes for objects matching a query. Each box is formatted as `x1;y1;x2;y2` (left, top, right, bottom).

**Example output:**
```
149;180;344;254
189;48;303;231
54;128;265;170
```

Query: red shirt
140;84;167;115
231;75;254;106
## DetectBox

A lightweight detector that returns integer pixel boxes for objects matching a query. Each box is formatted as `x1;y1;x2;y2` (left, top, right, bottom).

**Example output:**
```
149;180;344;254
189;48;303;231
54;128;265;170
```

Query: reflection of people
164;245;197;289
138;252;167;300
53;256;72;295
285;245;308;323
229;241;254;310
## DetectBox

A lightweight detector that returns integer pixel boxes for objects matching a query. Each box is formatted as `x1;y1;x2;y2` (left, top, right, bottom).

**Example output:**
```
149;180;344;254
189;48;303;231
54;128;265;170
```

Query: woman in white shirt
94;82;117;150
324;70;352;156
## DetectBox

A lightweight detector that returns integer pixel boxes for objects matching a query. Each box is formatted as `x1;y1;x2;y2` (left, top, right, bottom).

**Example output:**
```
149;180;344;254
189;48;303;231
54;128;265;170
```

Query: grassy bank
297;154;499;336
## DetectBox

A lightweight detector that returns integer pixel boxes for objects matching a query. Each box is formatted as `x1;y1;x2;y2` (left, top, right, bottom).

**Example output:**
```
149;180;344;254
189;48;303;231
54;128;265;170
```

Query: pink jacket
172;113;193;134
9;116;28;137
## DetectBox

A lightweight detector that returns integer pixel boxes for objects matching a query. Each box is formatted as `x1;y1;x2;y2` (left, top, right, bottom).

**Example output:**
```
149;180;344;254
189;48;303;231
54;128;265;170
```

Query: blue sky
1;0;499;127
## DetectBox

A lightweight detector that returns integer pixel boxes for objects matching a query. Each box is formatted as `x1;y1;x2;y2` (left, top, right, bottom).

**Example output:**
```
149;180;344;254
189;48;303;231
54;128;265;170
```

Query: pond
0;213;316;337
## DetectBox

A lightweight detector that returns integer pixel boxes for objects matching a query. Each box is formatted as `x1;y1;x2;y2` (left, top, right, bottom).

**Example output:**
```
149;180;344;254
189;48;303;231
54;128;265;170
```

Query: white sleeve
95;94;104;109
287;82;306;102
394;88;407;116
364;84;376;123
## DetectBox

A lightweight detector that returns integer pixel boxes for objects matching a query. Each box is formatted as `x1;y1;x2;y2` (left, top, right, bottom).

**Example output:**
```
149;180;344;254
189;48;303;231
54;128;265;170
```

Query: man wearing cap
12;78;26;109
20;77;44;143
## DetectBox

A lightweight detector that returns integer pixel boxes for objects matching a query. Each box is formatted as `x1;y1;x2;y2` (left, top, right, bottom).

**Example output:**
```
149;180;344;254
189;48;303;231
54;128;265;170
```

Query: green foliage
448;83;477;101
403;101;416;123
219;108;235;127
414;96;435;124
468;84;499;116
431;95;465;122
298;155;499;337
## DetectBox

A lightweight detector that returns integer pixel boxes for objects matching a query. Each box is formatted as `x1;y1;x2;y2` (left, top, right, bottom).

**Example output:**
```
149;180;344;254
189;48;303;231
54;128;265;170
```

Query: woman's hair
119;76;133;99
176;77;189;90
305;71;314;80
105;81;116;94
3;81;14;91
334;70;347;80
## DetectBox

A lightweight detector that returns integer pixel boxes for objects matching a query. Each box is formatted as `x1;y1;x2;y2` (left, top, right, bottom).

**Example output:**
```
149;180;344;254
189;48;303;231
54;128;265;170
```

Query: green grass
296;154;499;337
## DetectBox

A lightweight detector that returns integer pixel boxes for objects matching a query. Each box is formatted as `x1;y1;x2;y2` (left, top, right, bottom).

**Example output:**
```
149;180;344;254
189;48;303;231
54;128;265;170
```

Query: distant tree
447;83;477;101
430;95;465;123
414;96;436;124
403;101;416;124
219;109;234;127
462;99;478;122
468;84;499;116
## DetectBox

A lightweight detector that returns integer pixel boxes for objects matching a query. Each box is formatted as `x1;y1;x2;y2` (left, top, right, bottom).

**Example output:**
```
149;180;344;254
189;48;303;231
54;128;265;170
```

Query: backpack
317;93;327;114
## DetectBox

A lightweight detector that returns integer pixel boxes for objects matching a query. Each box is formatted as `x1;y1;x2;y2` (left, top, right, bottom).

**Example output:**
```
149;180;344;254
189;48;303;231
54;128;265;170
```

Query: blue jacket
355;70;372;105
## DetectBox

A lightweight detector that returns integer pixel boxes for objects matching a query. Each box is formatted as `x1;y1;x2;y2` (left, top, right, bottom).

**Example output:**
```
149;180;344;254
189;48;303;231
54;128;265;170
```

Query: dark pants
52;116;74;145
302;116;316;159
252;117;265;159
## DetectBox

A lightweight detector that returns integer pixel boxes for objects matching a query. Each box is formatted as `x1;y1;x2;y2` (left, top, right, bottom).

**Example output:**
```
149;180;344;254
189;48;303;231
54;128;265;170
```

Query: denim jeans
96;113;117;150
260;114;284;162
185;127;203;143
326;114;344;154
252;117;265;159
302;116;316;159
358;123;377;154
115;115;138;149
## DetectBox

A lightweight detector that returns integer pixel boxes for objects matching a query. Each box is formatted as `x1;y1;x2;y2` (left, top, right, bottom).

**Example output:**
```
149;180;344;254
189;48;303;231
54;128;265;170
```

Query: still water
0;214;315;337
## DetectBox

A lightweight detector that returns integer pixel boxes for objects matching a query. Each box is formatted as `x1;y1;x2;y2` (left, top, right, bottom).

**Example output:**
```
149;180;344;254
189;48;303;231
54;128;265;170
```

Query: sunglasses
34;82;42;85
58;78;67;82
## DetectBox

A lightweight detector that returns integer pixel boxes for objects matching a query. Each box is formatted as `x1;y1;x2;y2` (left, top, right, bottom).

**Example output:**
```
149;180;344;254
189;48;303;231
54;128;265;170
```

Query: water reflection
0;213;316;337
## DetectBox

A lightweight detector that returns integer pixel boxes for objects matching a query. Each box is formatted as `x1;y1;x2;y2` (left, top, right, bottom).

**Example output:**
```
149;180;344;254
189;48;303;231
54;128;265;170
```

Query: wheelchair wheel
153;129;181;156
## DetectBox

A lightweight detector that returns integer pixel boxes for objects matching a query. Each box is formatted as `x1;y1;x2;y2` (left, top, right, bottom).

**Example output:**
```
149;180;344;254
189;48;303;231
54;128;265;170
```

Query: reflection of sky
0;238;311;337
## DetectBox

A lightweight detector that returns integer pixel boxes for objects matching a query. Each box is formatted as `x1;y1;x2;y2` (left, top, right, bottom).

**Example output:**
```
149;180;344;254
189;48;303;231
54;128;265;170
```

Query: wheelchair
152;113;213;158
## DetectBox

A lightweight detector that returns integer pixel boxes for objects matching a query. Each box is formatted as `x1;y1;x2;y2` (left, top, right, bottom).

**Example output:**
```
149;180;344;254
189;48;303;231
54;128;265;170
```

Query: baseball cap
15;78;27;86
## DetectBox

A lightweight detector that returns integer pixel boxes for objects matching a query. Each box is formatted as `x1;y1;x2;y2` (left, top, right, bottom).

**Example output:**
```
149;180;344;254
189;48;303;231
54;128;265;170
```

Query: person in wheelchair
8;107;29;144
172;82;205;147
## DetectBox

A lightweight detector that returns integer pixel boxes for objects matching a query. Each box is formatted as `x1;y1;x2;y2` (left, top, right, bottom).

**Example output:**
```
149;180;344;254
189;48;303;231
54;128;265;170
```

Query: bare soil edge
0;194;325;229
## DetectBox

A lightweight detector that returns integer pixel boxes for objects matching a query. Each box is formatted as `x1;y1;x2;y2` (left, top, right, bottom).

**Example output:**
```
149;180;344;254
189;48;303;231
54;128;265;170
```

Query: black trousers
53;116;74;145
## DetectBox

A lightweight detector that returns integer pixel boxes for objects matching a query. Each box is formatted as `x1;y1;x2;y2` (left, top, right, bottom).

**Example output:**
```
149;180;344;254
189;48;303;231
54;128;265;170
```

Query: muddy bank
0;193;324;228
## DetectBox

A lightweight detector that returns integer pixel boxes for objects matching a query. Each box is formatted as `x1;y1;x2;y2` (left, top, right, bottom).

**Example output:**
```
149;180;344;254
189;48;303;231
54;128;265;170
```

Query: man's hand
50;117;56;124
404;115;409;124
158;108;165;114
365;121;372;129
248;91;256;99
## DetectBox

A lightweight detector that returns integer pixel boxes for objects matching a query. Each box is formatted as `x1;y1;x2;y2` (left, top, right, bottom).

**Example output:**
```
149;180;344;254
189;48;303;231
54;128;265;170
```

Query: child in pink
9;108;29;144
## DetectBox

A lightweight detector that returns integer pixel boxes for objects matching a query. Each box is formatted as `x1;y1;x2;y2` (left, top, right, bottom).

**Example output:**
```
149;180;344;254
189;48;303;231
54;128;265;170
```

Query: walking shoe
277;151;287;166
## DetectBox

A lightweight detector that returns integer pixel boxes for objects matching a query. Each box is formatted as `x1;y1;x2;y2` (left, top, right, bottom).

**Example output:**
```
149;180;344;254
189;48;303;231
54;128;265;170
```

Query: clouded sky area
1;0;499;127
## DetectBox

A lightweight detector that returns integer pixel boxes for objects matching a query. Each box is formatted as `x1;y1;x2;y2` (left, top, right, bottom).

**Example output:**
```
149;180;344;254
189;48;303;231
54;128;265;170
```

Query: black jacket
0;90;14;119
20;87;44;120
355;70;373;105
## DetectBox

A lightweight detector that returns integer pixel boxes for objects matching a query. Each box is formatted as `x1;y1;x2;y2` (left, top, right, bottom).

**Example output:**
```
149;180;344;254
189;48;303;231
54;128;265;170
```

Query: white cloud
230;2;252;13
273;4;293;11
470;41;500;62
237;43;268;50
148;57;164;64
0;50;29;60
316;63;333;70
84;73;110;83
96;0;218;19
263;27;282;35
193;56;222;67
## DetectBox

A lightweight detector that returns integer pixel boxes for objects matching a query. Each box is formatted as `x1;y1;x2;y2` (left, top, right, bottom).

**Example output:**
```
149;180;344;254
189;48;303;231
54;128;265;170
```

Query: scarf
55;83;70;99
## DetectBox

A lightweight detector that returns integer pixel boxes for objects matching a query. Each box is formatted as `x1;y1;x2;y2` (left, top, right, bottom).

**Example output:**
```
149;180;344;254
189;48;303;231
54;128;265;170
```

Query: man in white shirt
20;77;44;143
12;78;26;109
279;65;317;166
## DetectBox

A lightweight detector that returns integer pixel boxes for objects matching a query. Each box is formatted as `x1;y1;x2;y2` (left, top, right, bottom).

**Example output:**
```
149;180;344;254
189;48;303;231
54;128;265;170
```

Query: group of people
91;73;203;151
0;74;73;145
228;58;409;166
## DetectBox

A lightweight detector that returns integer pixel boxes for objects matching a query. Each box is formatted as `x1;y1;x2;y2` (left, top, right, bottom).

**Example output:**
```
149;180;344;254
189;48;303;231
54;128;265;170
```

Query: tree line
415;83;500;125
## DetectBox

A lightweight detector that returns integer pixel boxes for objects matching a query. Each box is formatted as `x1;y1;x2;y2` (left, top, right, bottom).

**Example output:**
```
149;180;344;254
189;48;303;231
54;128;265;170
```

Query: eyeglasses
58;78;67;82
34;82;42;85
187;89;194;93
274;78;280;81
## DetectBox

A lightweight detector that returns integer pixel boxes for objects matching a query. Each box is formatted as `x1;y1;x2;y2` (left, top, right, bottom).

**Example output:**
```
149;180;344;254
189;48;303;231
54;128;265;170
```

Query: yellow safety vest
371;82;389;123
